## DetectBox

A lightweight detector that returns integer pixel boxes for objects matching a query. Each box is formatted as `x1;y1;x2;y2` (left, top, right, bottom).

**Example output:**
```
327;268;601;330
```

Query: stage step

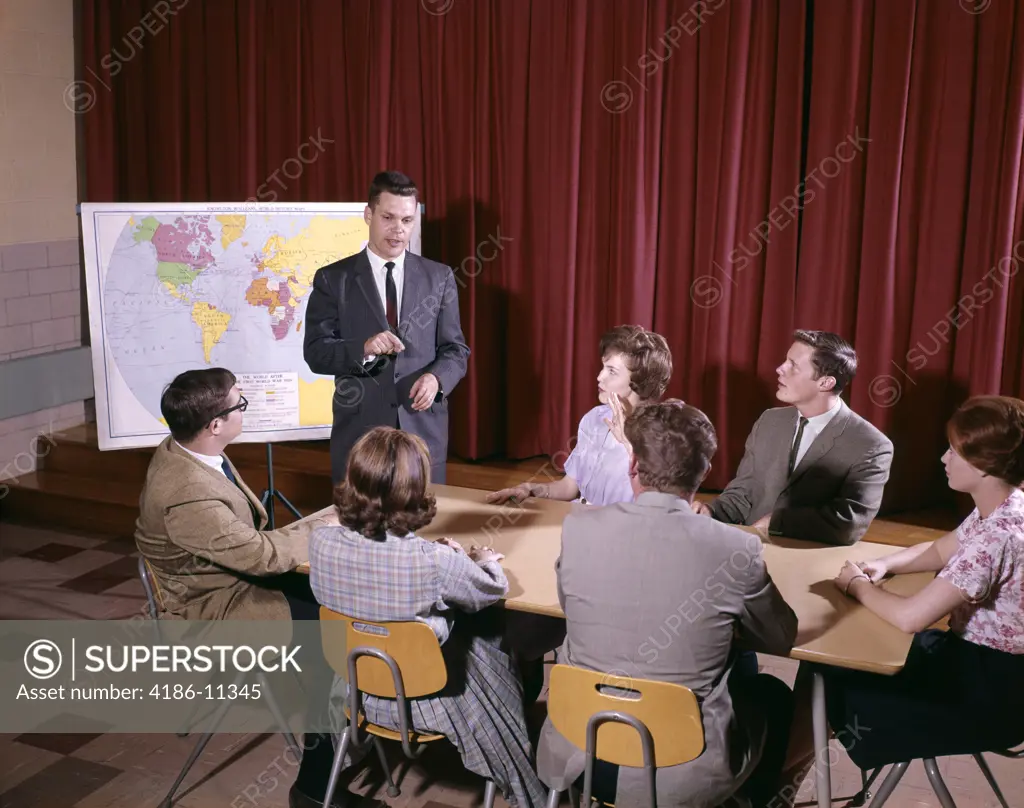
0;423;555;541
1;469;141;537
1;422;959;547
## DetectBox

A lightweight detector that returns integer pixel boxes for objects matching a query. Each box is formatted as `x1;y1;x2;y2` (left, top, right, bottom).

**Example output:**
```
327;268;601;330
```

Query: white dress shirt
365;245;406;321
176;441;227;477
792;398;843;467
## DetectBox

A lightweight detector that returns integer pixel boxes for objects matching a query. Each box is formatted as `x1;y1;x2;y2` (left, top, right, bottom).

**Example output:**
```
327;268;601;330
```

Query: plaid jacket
308;526;507;642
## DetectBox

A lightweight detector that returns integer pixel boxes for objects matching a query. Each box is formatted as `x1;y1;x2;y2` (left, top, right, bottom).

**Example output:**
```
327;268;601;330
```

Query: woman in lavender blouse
487;324;673;507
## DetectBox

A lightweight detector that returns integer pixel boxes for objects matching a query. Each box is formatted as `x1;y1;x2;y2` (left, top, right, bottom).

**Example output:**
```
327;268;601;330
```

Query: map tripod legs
260;443;303;529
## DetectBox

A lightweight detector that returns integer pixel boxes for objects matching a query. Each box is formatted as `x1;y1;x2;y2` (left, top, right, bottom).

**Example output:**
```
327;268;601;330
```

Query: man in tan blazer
538;401;798;808
135;368;351;808
698;330;893;546
135;368;335;621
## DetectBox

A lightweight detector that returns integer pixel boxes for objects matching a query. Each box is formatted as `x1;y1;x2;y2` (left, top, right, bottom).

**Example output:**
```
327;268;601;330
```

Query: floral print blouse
938;488;1024;654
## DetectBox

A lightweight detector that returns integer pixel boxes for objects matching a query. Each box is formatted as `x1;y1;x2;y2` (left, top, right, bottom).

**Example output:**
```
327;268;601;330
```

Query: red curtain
79;0;1024;513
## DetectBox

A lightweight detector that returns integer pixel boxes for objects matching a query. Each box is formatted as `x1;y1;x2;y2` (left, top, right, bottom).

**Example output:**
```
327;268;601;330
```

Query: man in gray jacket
538;401;798;808
697;330;893;545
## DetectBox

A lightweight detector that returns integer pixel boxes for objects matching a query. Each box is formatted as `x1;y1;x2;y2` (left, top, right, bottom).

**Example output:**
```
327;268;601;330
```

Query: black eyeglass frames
213;394;248;420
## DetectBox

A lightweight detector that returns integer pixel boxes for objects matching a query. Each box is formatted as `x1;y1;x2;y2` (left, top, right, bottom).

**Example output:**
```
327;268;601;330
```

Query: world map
98;211;369;434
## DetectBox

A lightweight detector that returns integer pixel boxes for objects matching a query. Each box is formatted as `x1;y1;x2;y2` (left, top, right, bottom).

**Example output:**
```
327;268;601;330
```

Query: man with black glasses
134;366;337;622
135;367;354;808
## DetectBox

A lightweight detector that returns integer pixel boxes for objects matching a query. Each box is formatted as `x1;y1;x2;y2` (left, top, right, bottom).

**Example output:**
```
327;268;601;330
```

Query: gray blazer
537;492;798;808
303;249;470;483
708;399;893;545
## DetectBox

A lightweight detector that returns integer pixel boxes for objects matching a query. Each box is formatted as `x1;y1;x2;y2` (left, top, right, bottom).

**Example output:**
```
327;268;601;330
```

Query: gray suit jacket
303;249;470;483
537;492;797;808
708;399;893;545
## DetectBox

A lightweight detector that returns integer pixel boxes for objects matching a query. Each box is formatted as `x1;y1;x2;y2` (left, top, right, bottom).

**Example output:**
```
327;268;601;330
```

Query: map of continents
102;213;367;428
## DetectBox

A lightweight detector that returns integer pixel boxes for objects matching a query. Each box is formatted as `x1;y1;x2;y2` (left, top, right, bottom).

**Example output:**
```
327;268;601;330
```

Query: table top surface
298;484;935;675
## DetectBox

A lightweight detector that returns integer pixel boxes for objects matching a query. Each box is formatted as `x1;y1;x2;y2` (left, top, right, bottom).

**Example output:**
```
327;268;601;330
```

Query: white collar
800;397;843;428
175;440;226;474
366;245;407;274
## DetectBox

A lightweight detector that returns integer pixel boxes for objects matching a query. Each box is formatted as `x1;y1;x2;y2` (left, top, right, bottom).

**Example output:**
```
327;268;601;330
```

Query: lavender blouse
562;404;635;506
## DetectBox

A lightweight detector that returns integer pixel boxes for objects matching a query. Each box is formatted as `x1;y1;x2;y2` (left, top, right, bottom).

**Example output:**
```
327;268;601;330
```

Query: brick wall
0;1;86;483
0;239;82;361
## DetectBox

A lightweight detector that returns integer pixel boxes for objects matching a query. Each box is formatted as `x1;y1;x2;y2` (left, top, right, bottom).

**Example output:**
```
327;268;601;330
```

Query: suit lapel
167;441;266;529
784;401;849;488
354;249;389;332
223;455;268;529
398;253;428;344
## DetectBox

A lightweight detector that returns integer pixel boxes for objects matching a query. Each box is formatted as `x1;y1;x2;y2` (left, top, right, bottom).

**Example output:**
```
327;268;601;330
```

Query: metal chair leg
159;730;217;808
922;759;958;808
545;787;562;808
973;753;1011;808
569;784;580;808
158;685;242;807
866;762;910;808
372;736;400;797
483;779;497;808
322;729;352;808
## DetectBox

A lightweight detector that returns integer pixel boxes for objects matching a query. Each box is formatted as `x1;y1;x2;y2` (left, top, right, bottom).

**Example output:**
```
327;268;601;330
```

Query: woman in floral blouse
827;394;1024;768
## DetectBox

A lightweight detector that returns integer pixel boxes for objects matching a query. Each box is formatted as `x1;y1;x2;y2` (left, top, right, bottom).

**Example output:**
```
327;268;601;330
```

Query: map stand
260;444;302;529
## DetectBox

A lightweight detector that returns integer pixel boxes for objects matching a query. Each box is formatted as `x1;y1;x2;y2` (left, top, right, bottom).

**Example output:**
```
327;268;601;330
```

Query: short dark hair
624;400;718;496
947;395;1024;487
792;329;857;394
368;171;418;209
333;426;437;539
599;325;674;401
160;368;236;443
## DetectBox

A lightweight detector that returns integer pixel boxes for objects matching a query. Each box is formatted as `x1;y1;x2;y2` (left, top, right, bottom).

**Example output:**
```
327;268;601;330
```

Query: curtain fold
79;0;1024;512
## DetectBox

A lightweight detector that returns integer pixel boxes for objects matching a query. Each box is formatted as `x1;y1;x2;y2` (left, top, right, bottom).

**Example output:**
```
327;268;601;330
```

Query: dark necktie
788;416;809;476
385;261;398;329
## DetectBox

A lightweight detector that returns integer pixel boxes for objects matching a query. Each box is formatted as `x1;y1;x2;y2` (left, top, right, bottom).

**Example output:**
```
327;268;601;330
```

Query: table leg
813;670;832;808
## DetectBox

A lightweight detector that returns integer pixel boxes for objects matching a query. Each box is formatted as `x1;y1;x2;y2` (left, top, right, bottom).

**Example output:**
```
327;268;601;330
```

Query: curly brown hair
333;427;438;539
599;325;673;401
624;399;717;495
947;395;1024;487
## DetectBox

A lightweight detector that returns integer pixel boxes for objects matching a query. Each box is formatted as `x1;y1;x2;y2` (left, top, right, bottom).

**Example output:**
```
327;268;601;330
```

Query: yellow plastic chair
319;607;498;808
545;664;705;808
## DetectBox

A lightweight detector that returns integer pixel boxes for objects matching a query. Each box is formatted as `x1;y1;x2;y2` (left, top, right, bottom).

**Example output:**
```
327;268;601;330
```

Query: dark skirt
823;629;1024;770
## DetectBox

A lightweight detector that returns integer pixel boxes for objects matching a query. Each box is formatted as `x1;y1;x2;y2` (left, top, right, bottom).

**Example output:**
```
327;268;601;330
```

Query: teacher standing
304;171;470;484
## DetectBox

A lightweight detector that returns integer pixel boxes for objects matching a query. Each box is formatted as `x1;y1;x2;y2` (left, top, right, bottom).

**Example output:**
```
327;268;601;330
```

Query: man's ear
819;375;836;392
628;453;639;479
364;205;373;226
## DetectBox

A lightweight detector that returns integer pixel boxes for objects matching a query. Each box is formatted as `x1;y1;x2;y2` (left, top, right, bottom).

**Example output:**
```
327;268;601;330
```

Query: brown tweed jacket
134;436;330;620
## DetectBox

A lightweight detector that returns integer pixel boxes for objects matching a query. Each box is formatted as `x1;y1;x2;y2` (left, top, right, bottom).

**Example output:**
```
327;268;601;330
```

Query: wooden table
301;484;935;807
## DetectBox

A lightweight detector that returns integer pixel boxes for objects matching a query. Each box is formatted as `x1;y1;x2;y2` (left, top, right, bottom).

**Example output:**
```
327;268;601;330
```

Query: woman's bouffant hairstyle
599;325;674;401
333;426;437;539
946;395;1024;487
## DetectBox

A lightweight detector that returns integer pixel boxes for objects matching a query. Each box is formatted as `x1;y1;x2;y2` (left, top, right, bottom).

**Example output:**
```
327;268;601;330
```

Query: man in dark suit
303;171;470;484
696;329;893;545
